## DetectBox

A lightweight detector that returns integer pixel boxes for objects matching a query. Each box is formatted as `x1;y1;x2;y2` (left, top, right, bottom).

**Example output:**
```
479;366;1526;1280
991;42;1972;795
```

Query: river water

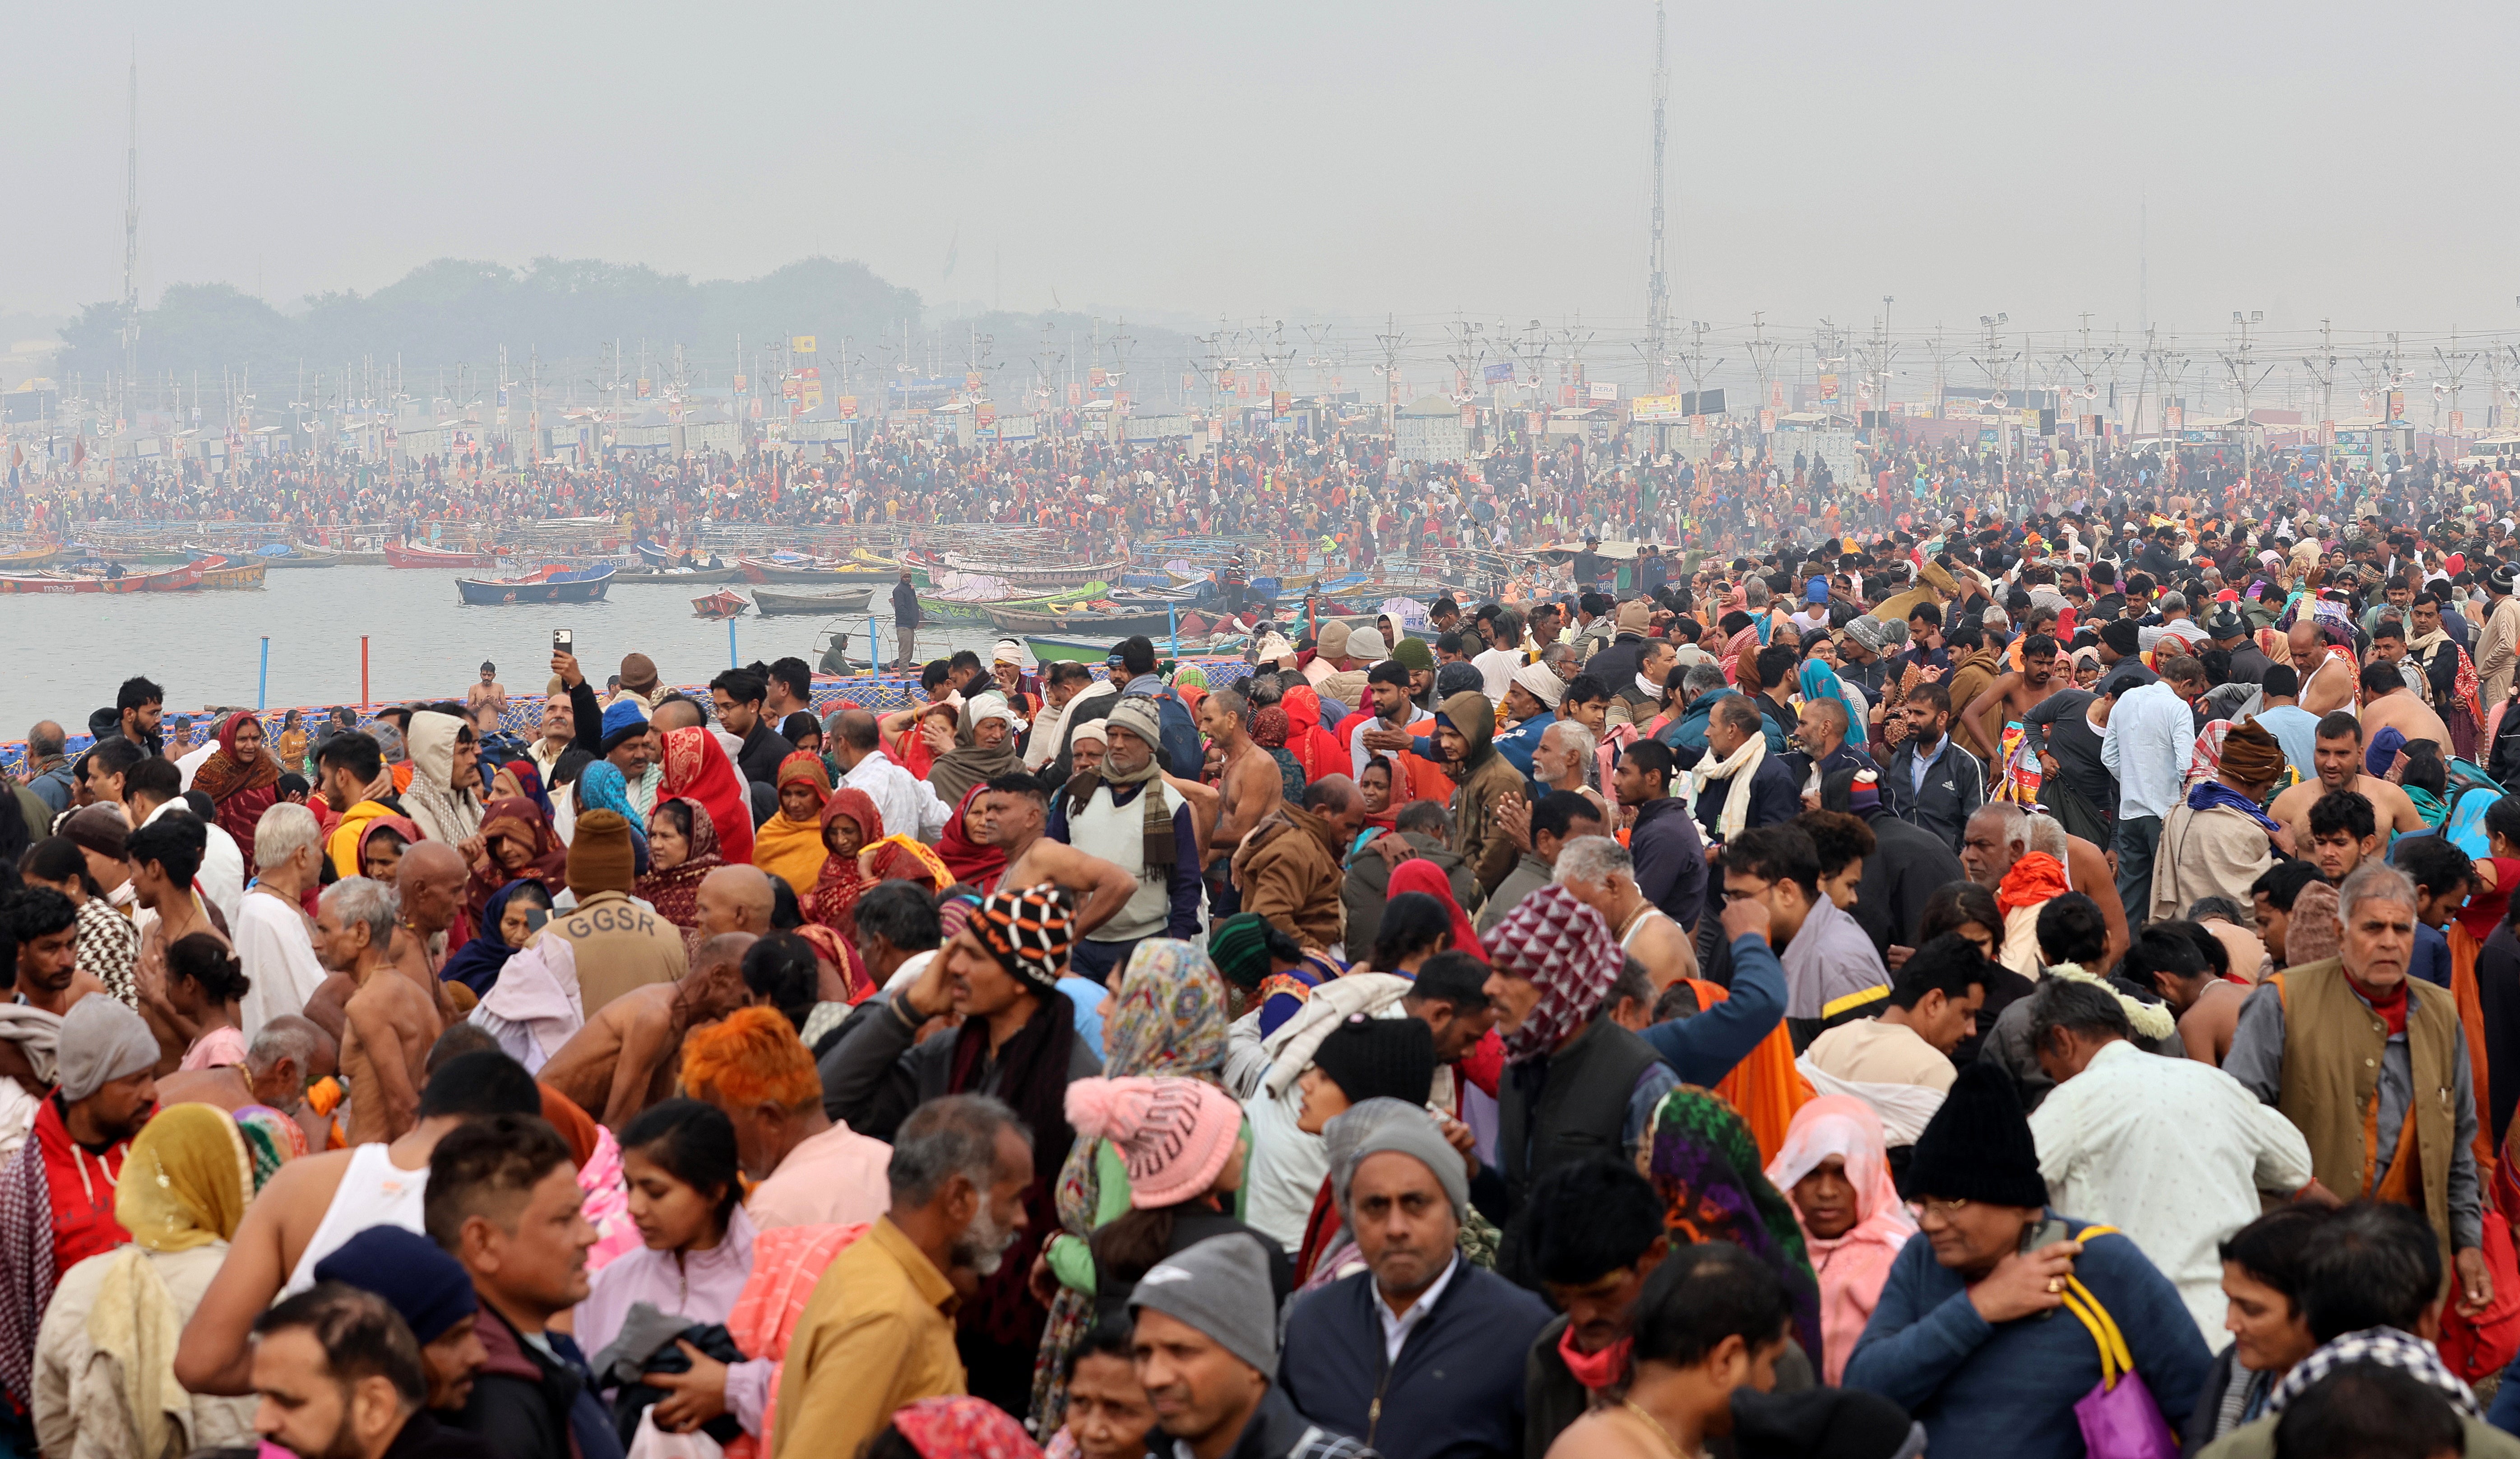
0;566;1008;734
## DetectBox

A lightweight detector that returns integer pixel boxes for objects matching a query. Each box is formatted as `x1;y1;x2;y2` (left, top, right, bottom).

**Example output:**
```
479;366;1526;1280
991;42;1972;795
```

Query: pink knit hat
1062;1076;1243;1209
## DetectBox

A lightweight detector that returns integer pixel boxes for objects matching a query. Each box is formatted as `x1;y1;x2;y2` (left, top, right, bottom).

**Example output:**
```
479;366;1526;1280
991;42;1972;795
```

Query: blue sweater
1844;1216;2211;1459
1637;934;1788;1086
1279;1258;1552;1459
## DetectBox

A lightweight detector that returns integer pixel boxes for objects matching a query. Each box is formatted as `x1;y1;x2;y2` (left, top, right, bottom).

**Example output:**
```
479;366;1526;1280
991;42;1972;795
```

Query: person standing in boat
891;567;922;671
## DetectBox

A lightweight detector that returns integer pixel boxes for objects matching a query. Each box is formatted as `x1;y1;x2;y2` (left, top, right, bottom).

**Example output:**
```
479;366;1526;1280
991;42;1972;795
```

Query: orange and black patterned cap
970;882;1078;992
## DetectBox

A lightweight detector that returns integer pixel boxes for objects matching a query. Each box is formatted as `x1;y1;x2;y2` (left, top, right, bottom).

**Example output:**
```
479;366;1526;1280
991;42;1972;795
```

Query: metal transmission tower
122;50;140;418
1644;0;1670;374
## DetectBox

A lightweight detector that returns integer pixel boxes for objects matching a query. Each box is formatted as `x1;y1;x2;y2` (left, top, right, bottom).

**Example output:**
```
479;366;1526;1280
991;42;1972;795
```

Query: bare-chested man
2289;615;2360;716
125;813;225;1069
155;1013;337;1150
386;841;468;1024
1964;632;2067;797
2269;710;2427;848
540;932;754;1130
172;1047;543;1398
314;877;441;1146
2357;657;2454;762
1200;689;1283;870
464;661;508;737
976;774;1138;935
1552;833;1698;988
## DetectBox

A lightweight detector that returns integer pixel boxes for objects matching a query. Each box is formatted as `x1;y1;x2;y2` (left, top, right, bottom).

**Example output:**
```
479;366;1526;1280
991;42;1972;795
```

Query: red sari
190;711;281;876
459;796;567;947
658;727;755;869
934;782;1007;890
808;790;938;942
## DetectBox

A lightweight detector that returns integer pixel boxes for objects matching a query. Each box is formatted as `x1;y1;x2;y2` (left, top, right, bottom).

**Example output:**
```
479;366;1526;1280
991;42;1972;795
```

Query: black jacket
1846;807;1968;955
818;987;1103;1140
384;1412;494;1459
459;1304;623;1459
732;719;788;788
1198;1384;1377;1459
1880;735;1983;853
1691;756;1801;848
891;579;922;626
1280;1259;1553;1459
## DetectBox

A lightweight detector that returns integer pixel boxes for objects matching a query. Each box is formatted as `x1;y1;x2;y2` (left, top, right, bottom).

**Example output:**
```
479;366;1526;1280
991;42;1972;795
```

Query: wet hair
1886;933;1994;1010
2395;834;2474;901
856;881;940;953
316;731;384;784
741;931;820;1033
1515;1159;1667;1288
1795;809;1875;879
167;931;251;1006
2217;1205;2334;1320
2122;924;2211;995
254;1283;426;1411
125;813;207;888
2033;892;2108;967
1723;824;1821;900
415;1049;542;1120
1918;881;2001;945
1532;790;1605;846
2026;978;2136;1050
1371;892;1456;969
1405;950;1492;1014
1628;1241;1794;1369
2299;1201;2442;1342
20;837;99;897
618;1098;743;1228
2308;790;2376;843
2252;859;2327;912
423;1113;576;1249
123;756;182;807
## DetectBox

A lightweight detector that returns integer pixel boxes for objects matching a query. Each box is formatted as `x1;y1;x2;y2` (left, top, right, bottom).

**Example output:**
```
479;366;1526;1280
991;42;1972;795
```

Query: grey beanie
1128;1233;1279;1375
56;997;159;1102
1336;1112;1468;1224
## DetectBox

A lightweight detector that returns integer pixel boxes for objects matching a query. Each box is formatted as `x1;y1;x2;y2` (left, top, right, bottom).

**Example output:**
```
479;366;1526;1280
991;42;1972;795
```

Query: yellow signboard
791;335;816;356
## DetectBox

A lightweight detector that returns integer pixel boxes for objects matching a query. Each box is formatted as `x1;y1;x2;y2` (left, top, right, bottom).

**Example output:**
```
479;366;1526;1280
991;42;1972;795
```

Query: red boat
0;559;207;595
692;589;749;619
384;542;498;569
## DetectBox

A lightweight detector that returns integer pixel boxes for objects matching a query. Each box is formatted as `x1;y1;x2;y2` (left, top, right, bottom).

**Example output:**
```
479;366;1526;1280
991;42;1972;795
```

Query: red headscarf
1390;857;1478;954
658;727;754;869
1279;685;1348;785
192;711;282;875
935;781;1006;891
808;789;886;942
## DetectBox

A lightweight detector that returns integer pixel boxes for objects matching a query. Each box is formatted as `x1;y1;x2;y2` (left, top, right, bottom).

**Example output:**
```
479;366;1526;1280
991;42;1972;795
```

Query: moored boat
613;565;741;584
733;553;897;585
938;553;1130;590
693;589;749;619
984;604;1180;635
195;556;269;590
751;586;876;617
385;541;498;569
454;564;614;605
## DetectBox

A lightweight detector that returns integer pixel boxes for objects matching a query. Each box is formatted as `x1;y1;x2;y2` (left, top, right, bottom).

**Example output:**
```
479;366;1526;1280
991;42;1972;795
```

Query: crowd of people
18;469;2520;1458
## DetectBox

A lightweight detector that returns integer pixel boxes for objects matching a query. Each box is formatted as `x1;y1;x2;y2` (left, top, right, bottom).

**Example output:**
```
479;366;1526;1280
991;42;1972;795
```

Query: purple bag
2065;1273;2180;1459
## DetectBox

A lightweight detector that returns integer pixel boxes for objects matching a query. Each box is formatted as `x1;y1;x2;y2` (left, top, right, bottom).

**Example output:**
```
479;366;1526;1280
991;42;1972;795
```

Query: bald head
653;697;706;732
395;841;471;934
696;864;775;938
831;709;880;759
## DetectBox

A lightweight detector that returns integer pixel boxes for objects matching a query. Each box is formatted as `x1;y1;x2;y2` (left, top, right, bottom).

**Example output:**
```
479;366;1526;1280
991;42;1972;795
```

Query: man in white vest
1046;696;1204;983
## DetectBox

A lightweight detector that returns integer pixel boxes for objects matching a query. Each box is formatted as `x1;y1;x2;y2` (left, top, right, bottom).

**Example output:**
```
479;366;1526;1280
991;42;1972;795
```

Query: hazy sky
7;0;2517;353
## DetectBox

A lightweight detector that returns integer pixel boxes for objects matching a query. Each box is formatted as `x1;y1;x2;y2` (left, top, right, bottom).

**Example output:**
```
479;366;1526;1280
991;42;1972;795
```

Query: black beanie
2099;619;2141;655
1311;1017;1436;1108
1904;1061;2048;1208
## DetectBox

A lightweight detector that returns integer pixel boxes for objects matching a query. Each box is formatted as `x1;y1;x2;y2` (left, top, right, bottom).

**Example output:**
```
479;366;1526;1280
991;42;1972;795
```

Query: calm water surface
0;566;1011;733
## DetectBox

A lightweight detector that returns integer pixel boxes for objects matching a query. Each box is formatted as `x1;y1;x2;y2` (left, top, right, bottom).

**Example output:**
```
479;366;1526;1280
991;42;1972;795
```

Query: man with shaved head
696;864;776;939
828;705;950;841
384;839;468;1022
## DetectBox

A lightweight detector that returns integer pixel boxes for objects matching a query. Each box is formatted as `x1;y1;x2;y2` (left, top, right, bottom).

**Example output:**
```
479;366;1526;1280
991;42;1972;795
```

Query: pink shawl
1763;1095;1918;1384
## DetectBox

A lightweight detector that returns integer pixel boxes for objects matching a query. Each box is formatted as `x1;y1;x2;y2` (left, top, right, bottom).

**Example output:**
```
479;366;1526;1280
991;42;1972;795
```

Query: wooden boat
253;544;339;568
195;555;269;590
385;541;498;569
0;559;205;594
984;604;1181;635
0;545;64;569
919;586;1108;625
693;589;749;619
733;553;897;585
455;564;614;605
938;553;1130;590
1025;631;1251;664
751;586;876;617
612;565;741;584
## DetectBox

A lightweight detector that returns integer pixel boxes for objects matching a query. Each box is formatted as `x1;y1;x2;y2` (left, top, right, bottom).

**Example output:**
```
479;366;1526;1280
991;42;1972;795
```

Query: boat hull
613;566;740;584
985;606;1179;635
939;554;1129;590
455;565;615;605
196;557;269;589
751;587;876;617
386;542;497;569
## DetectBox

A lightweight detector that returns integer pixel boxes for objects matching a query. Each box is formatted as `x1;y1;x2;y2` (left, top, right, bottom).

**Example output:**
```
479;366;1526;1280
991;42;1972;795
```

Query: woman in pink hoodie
1764;1094;1918;1383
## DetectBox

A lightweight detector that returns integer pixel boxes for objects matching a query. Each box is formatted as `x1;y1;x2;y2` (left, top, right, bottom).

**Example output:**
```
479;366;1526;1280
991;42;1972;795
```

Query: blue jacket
1638;933;1787;1086
1279;1258;1553;1459
1844;1216;2210;1459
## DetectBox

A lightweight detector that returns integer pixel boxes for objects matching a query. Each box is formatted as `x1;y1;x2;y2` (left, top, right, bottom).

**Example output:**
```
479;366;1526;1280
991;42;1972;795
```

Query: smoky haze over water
4;0;2517;353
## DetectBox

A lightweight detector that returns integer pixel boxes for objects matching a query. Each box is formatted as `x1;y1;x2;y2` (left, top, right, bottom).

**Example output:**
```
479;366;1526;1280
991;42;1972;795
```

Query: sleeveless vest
2273;956;2460;1268
1500;1018;1666;1213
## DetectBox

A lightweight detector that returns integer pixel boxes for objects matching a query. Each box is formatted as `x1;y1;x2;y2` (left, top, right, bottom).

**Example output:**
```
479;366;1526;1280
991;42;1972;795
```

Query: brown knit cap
567;810;637;895
2220;719;2287;785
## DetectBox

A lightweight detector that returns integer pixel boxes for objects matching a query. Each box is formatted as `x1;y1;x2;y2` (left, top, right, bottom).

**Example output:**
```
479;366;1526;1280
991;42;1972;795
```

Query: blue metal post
728;617;738;667
869;618;881;675
258;637;269;711
1169;603;1179;657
